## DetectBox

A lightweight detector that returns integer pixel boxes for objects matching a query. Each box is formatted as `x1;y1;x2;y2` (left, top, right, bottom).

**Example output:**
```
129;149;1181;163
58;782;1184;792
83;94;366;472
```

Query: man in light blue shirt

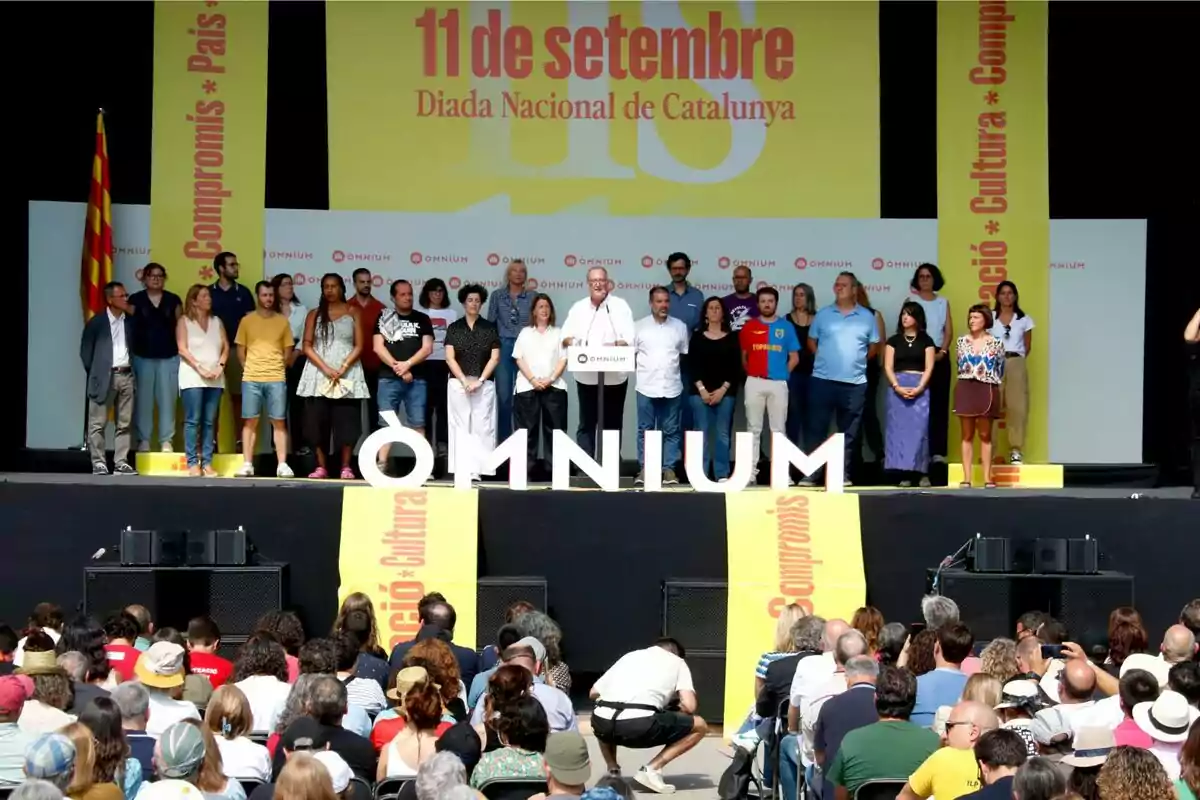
469;640;577;732
805;272;880;485
910;622;973;728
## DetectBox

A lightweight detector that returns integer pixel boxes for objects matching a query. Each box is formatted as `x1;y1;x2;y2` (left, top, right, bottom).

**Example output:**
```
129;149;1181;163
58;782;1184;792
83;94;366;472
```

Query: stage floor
1;471;1192;499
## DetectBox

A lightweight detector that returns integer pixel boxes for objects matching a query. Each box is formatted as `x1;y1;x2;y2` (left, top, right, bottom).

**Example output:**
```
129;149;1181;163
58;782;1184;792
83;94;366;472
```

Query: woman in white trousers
445;283;502;480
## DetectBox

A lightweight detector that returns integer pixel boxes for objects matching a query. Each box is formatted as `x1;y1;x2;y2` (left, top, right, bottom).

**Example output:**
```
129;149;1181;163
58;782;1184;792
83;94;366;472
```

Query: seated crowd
726;595;1200;800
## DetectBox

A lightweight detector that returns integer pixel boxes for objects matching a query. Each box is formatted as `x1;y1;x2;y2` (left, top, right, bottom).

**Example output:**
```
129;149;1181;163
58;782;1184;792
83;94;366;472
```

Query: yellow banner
327;1;879;217
722;492;865;730
338;487;479;651
938;0;1049;461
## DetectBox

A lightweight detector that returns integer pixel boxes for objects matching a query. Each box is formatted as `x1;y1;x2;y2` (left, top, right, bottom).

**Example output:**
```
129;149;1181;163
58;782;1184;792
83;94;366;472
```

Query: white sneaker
276;462;294;478
634;767;676;794
236;461;254;477
160;442;174;453
731;730;761;753
899;480;912;488
844;479;854;487
797;478;816;487
1010;450;1023;464
932;454;946;464
919;476;932;488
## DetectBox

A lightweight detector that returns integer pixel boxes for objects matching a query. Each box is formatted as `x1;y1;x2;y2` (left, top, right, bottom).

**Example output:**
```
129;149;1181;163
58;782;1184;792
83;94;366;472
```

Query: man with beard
234;281;295;477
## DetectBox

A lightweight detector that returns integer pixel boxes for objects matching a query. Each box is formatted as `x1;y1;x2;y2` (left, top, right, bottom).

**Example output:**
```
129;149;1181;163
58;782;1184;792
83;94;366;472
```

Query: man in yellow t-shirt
899;700;999;800
233;281;295;478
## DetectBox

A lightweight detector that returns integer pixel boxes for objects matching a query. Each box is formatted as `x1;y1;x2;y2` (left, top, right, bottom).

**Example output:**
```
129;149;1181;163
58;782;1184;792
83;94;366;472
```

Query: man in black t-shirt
373;280;434;464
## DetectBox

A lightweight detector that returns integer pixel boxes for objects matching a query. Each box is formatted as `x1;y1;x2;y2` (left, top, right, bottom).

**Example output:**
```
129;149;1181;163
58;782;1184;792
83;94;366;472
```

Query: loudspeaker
681;651;727;724
84;566;287;636
662;580;728;652
185;529;248;566
1058;574;1133;645
970;538;1012;573
1033;539;1068;574
1068;538;1099;574
476;577;548;649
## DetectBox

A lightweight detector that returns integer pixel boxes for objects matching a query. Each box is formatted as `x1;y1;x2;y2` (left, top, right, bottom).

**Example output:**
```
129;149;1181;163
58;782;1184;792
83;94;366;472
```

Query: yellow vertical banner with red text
938;1;1049;462
325;1;880;217
151;0;268;450
723;493;865;732
338;488;479;652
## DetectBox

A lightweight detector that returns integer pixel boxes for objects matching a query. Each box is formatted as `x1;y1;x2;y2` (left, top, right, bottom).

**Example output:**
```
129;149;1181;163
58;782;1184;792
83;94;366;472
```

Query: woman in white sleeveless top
176;284;229;476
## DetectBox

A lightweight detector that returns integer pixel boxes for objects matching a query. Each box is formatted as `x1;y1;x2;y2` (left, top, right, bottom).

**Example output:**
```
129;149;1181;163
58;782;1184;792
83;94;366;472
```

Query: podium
567;345;634;461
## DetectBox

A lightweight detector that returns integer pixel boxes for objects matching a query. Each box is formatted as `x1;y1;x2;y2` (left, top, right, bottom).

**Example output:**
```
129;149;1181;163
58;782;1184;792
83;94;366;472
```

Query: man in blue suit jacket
80;281;138;474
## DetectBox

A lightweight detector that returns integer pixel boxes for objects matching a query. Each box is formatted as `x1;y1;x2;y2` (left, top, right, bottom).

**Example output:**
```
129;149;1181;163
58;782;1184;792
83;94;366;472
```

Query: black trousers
861;360;884;459
928;355;952;458
425;360;450;449
575;380;628;459
304;397;362;454
513;387;569;465
362;364;380;432
285;353;307;449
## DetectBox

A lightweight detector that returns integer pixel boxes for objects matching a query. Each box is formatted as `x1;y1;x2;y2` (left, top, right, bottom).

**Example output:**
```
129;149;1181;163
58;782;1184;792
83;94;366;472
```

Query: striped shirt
756;651;793;680
340;675;387;716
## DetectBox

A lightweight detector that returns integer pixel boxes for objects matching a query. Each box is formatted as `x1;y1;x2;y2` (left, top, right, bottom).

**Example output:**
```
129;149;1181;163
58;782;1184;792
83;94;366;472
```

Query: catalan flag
80;111;114;321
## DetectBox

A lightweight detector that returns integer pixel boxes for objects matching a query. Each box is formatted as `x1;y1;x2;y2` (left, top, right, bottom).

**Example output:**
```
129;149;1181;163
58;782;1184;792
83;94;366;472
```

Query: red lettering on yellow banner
765;495;817;615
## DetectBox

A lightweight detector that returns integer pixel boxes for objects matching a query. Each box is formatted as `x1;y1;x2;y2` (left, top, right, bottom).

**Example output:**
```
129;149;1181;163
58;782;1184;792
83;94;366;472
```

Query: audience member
902;701;999;800
101;613;143;683
904;630;938;677
23;733;77;793
1030;708;1075;772
313;750;354;799
960;729;1028;800
153;627;216;711
996;680;1045;756
137;641;201;737
140;721;236;800
111;682;156;778
14;604;65;669
59;720;122;800
911;623;973;727
739;615;824;753
1181;601;1200;646
388;595;480;691
413;751;468;800
1096;746;1175;800
1016;635;1065;703
233;635;293;732
1110;668;1161;748
333;606;390;692
826;665;938;800
797;631;869;772
268;675;321;757
180;718;248;800
0;626;19;676
590;638;707;794
58;653;107;716
469;642;576;733
205;684;272;782
295;638;370;737
513;611;572;694
813;655;880;800
1162;625;1199;666
790;619;850;733
1014;757;1068;800
1055;660;1099;733
253;612;306;685
1171;663;1200;708
54;618;113;691
78;695;144;798
538;730;590;798
271;678;374;781
469;695;548;789
333;633;385;717
878;623;909;667
11;780;64;800
17;636;76;735
1062;727;1115;800
0;674;35;784
477;665;534;756
467;625;523;709
922;596;960;630
851;607;885;655
401;638;468;722
187;617;235;689
1017;613;1051;643
1177;719;1200;800
125;605;155;652
963;673;1003;710
1132;690;1199;779
377;668;441;779
481;602;537;671
433;723;482;777
980;639;1021;683
372;667;453;753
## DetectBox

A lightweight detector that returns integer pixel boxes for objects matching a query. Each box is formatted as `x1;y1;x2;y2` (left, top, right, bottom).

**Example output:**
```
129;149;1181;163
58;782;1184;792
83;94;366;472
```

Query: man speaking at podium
562;267;636;458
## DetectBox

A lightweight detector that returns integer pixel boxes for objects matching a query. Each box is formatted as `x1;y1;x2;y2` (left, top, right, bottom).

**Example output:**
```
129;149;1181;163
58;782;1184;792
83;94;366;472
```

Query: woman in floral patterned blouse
469;695;549;789
953;304;1006;488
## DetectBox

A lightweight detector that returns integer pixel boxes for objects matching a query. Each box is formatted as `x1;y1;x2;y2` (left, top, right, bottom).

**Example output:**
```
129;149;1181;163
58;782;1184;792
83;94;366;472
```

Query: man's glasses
945;720;973;730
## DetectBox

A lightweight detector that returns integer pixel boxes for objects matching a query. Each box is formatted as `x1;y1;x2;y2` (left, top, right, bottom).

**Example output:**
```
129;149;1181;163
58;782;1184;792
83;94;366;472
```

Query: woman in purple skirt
884;301;937;487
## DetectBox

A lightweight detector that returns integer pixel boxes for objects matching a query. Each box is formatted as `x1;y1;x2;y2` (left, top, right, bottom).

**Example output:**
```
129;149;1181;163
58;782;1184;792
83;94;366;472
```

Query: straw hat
18;650;65;677
386;665;436;701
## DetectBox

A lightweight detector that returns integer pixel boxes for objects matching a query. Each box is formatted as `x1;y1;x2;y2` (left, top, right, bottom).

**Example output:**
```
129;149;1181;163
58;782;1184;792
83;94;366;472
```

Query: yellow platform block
947;463;1063;489
135;452;246;477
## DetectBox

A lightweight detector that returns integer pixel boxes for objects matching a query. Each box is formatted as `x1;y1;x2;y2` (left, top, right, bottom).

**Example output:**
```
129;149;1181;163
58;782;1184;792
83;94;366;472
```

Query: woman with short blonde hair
58;721;120;800
204;685;271;782
979;638;1020;683
177;283;229;477
275;752;338;800
962;673;1003;709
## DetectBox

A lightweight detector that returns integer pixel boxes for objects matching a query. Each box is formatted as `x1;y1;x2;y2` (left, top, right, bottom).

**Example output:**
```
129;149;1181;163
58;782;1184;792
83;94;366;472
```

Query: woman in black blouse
687;297;743;481
884;301;936;487
784;283;816;450
444;284;501;481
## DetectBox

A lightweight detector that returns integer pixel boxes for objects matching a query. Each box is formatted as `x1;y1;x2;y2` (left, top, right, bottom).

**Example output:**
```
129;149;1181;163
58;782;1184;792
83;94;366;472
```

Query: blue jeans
377;376;428;428
636;393;682;468
805;377;868;480
779;734;800;800
242;381;288;420
786;371;810;451
133;355;179;447
689;394;734;479
495;337;517;442
181;387;222;467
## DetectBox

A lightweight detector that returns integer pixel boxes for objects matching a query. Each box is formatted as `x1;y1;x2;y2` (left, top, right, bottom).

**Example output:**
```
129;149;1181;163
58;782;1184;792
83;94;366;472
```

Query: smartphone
1041;643;1064;659
909;622;926;637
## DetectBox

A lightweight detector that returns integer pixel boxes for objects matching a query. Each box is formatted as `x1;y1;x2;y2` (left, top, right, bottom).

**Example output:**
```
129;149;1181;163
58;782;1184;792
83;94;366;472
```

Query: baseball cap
313;751;353;793
159;721;207;778
543;730;590;786
281;716;331;753
24;733;76;780
135;642;187;689
1030;707;1074;746
436;722;483;774
0;674;34;715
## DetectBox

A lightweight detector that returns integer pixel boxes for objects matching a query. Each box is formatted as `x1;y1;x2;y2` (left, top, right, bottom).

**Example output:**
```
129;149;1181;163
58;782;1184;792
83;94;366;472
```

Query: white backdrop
27;202;1145;463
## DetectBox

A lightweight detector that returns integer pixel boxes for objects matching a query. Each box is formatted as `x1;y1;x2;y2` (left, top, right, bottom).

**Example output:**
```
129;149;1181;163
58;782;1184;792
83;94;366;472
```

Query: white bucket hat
1132;690;1200;744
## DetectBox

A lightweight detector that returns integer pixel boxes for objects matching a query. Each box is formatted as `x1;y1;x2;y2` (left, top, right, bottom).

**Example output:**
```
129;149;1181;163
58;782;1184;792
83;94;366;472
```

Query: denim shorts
377;376;427;428
242;380;287;420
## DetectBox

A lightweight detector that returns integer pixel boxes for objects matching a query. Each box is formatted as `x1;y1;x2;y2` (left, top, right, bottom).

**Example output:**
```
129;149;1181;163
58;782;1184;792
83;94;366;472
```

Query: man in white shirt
589;638;708;794
633;287;689;486
561;267;636;459
80;280;137;475
789;619;850;768
135;641;199;738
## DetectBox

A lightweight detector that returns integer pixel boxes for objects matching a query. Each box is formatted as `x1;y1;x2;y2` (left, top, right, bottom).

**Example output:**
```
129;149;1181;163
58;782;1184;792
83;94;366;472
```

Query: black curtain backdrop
12;1;1200;476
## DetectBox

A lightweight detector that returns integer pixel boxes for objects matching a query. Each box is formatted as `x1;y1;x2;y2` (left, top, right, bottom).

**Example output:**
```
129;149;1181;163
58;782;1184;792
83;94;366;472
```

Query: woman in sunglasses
991;281;1035;465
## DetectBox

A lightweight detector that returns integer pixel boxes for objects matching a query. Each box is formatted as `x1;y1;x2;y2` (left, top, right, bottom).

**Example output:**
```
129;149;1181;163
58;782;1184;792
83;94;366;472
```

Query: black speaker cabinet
662;580;728;652
971;537;1012;573
682;650;727;724
1033;539;1069;574
186;529;249;566
1068;538;1099;574
121;528;190;566
476;577;548;649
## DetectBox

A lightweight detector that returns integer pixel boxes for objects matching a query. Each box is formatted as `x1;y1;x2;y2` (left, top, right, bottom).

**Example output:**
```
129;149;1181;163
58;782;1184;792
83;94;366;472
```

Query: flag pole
77;108;110;456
